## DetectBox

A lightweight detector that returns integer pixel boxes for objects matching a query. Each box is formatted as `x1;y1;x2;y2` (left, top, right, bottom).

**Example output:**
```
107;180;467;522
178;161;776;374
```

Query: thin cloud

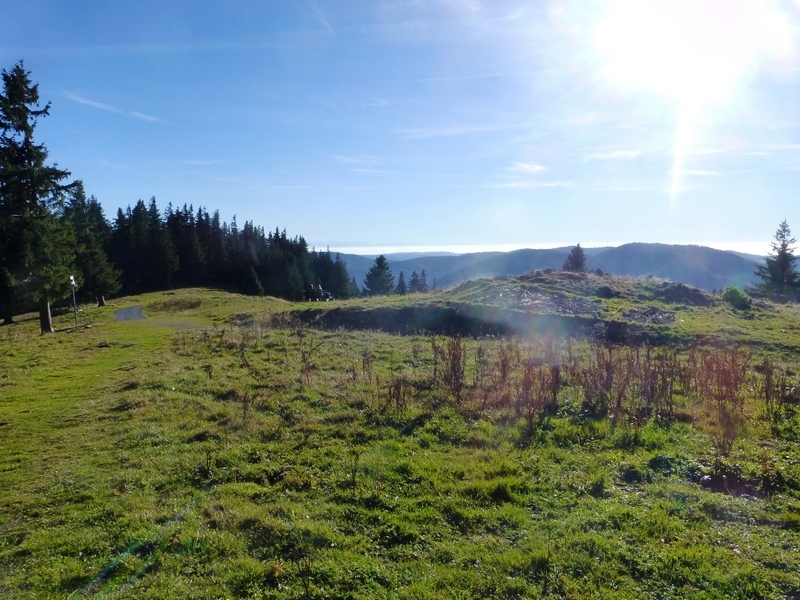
129;111;168;124
396;123;518;139
65;92;168;124
179;159;226;166
506;162;546;174
312;4;335;34
485;180;574;189
65;92;123;114
585;149;641;160
332;154;384;166
349;168;393;174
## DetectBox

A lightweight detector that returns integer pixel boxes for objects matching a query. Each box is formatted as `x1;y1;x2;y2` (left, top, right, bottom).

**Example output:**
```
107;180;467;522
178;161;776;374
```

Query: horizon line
319;241;770;257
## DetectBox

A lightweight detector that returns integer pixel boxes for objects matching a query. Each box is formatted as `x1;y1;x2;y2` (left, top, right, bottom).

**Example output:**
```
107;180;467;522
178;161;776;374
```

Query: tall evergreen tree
395;271;407;295
363;255;394;296
63;183;120;306
0;61;77;331
419;269;429;293
408;271;421;293
563;244;587;273
751;220;799;301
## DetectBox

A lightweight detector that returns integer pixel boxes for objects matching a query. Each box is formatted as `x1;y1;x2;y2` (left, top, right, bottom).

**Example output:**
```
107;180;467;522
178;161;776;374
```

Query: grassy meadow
1;283;800;599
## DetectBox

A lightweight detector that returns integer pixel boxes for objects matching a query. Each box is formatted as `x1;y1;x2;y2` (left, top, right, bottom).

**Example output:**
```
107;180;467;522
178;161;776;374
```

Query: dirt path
114;306;145;321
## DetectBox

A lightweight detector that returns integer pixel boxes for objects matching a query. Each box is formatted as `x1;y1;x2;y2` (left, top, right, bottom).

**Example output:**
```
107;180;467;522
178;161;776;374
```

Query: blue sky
3;0;800;255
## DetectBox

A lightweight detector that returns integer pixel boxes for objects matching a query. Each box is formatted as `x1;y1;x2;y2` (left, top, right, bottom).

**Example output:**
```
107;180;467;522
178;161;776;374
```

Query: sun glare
592;0;792;201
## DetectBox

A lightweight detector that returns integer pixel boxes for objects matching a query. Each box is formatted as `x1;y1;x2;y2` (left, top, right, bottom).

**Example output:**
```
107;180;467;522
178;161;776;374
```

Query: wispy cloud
485;180;574;189
65;92;168;124
332;154;383;165
129;111;166;123
349;167;393;174
178;159;226;166
396;123;519;139
506;162;546;174
332;154;392;174
585;149;641;160
312;3;334;34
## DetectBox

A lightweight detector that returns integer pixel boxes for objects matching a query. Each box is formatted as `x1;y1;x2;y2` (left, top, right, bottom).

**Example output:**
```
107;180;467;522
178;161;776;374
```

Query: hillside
591;243;760;291
339;243;761;294
2;282;799;598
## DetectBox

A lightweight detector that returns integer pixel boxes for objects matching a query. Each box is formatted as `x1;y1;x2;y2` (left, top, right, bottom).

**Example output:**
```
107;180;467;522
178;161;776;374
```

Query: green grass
1;286;799;598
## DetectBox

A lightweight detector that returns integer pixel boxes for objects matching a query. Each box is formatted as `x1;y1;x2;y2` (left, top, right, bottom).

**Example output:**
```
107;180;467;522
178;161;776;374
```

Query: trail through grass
1;287;799;598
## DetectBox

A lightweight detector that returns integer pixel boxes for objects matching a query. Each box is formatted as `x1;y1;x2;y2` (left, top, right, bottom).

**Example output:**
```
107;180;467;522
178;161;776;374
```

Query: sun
595;0;791;105
592;0;792;200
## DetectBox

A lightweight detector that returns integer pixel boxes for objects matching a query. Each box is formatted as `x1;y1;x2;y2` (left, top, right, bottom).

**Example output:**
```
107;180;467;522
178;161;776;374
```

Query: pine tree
409;271;421;293
241;265;264;296
395;271;407;295
63;184;120;306
751;220;799;301
563;244;587;273
363;255;394;296
0;61;77;331
419;269;429;293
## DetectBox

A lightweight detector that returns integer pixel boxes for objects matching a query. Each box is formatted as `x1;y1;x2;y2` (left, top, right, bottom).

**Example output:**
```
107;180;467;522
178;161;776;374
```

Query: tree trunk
97;295;106;307
39;298;54;334
2;314;12;325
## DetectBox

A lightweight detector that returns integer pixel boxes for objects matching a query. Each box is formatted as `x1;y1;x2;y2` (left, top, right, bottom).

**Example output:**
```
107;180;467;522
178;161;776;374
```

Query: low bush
722;286;752;310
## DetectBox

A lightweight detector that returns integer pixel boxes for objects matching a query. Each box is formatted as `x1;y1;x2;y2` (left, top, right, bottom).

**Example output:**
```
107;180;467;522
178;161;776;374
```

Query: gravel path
115;305;145;321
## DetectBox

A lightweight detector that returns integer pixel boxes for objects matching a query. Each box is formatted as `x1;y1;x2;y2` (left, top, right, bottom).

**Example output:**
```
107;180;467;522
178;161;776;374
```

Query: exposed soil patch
460;284;602;316
622;306;676;325
653;282;711;306
286;303;681;346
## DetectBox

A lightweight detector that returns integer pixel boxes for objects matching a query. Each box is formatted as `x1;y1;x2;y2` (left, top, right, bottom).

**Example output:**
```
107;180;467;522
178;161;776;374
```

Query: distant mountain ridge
336;243;763;293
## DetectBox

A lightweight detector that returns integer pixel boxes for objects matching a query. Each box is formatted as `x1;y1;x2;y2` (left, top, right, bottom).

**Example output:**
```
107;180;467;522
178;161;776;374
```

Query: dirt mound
286;303;684;346
653;283;711;306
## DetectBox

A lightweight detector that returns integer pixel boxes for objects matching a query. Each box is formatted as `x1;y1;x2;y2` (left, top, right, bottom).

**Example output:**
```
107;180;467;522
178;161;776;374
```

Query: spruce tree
0;61;77;331
363;255;394;296
409;271;421;293
395;271;407;295
751;220;799;301
63;184;120;306
563;244;587;273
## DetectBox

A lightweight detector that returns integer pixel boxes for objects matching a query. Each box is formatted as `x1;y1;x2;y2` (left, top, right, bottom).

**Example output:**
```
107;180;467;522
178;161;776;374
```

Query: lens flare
592;0;793;201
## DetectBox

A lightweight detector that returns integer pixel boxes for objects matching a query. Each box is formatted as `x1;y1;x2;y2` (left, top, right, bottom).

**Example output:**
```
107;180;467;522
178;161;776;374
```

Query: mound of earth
652;282;711;306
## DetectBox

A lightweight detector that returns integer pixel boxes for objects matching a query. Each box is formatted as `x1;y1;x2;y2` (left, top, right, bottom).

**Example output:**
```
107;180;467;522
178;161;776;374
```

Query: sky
2;0;800;256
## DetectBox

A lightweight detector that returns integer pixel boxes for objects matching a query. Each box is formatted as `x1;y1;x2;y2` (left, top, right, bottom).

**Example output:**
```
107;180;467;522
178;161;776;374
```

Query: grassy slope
0;285;799;599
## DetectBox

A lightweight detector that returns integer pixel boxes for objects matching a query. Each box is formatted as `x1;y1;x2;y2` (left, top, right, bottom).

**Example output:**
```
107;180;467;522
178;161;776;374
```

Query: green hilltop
2;274;800;599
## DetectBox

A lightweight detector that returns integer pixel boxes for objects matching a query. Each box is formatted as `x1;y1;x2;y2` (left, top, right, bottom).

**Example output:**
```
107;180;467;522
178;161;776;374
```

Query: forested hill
3;190;360;323
340;243;762;292
107;198;359;301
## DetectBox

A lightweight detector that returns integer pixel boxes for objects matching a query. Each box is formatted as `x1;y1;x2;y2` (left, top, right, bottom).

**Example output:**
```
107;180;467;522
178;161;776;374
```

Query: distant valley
338;243;764;293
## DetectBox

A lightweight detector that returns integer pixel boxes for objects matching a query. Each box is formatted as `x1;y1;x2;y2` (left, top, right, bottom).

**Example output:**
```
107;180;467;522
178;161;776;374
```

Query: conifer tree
751;220;799;301
0;61;77;331
409;271;421;293
563;244;587;273
63;184;120;306
395;271;407;295
363;255;394;296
